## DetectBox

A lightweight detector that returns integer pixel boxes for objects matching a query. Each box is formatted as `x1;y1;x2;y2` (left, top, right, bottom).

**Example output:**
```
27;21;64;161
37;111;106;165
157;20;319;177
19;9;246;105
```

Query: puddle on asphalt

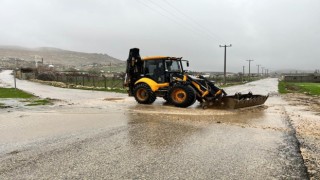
0;94;290;146
0;110;129;144
126;112;202;148
125;96;290;133
104;97;126;101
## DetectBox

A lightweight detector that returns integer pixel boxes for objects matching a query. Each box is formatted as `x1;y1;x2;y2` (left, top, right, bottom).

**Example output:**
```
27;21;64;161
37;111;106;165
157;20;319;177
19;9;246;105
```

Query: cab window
144;60;164;82
165;60;182;72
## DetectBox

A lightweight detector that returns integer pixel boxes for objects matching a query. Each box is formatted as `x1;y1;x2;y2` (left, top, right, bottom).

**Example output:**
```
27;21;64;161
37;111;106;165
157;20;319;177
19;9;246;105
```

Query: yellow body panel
202;90;210;97
183;75;187;81
191;81;209;97
142;56;169;61
214;90;222;96
135;78;169;92
142;56;182;61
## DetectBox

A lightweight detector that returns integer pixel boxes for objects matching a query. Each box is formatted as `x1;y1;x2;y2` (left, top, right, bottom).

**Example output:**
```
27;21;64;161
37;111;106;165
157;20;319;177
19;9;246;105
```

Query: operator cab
142;56;187;83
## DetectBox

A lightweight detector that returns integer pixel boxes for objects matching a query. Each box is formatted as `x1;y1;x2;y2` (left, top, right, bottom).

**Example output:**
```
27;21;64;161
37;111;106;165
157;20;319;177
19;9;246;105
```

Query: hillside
0;46;124;67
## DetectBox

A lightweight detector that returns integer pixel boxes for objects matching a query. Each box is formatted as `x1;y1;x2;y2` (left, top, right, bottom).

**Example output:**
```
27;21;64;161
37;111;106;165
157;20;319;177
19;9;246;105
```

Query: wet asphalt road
0;70;309;179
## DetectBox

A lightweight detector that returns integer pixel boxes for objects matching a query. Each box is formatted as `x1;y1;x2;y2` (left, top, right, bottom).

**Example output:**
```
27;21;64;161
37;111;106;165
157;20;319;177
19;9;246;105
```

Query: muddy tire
168;84;196;108
133;83;156;104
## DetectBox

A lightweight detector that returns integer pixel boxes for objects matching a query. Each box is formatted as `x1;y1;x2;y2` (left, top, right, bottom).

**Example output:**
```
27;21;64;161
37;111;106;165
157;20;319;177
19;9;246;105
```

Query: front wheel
168;84;196;108
133;83;156;104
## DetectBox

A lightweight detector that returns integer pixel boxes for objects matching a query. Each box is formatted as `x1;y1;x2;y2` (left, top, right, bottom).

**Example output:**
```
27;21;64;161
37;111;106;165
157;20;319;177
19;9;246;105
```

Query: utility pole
14;70;17;89
246;60;254;81
261;67;264;77
219;44;232;85
257;64;260;76
14;58;17;89
242;66;245;82
265;69;269;77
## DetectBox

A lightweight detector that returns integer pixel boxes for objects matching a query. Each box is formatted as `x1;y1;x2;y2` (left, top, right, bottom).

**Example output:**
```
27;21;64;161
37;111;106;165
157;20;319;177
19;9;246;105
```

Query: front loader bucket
222;94;269;109
201;93;268;109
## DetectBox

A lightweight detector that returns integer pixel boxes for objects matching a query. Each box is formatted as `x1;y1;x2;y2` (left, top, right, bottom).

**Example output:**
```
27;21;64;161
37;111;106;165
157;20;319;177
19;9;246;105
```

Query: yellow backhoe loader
124;48;268;109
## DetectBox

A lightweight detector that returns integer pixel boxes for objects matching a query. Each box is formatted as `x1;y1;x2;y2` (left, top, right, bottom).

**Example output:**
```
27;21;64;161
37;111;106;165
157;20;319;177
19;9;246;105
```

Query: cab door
144;60;165;83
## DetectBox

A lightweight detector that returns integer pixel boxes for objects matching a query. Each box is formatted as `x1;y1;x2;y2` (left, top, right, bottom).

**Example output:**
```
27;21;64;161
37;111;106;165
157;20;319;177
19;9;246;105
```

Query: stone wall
283;74;320;83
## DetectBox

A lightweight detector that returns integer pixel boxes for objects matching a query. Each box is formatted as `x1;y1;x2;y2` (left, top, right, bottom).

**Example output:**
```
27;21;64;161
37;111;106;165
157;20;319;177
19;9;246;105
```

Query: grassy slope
0;88;52;106
278;81;320;95
0;88;34;98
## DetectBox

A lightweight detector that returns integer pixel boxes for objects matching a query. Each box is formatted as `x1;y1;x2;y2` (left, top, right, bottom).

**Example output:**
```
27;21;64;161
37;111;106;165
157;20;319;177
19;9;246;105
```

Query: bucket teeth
224;95;268;109
201;94;269;109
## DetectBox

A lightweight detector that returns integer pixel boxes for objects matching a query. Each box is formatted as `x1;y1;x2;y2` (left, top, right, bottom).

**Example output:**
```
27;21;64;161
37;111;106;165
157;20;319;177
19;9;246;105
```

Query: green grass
295;83;320;95
71;87;127;93
278;81;288;94
24;99;52;106
0;102;5;108
0;88;34;98
278;81;320;95
0;88;52;107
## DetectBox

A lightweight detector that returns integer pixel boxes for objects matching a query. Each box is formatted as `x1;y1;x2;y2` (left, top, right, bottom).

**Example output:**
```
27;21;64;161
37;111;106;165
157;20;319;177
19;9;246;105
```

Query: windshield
165;60;182;72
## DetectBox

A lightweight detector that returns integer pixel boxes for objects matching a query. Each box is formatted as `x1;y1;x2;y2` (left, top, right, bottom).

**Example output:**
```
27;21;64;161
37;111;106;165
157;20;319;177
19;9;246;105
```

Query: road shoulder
283;93;320;179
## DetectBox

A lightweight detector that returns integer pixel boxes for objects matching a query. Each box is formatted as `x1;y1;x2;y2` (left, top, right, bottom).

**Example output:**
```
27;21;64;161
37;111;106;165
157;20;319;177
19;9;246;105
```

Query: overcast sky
1;0;319;72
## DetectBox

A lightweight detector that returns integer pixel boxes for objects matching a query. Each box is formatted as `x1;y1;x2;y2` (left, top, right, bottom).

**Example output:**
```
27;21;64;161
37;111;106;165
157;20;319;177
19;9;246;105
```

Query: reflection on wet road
0;71;308;179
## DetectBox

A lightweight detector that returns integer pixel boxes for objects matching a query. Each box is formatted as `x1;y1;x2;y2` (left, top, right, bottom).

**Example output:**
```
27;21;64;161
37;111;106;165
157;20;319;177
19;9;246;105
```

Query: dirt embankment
283;93;320;179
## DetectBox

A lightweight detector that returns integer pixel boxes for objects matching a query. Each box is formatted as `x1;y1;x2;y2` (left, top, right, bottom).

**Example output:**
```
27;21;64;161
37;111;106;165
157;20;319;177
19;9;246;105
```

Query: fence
283;74;320;83
35;71;125;89
207;75;262;84
56;74;123;88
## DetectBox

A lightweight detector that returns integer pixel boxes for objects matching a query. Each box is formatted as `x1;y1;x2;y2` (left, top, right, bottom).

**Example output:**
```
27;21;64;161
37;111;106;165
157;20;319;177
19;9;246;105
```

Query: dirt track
0;70;319;179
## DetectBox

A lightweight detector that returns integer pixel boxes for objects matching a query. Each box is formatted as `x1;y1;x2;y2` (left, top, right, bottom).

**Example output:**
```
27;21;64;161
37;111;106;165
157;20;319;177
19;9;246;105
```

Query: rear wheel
133;83;156;104
168;84;196;108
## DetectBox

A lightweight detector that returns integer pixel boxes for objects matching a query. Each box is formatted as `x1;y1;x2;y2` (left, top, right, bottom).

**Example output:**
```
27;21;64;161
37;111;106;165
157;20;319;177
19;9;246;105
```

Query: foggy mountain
0;46;124;67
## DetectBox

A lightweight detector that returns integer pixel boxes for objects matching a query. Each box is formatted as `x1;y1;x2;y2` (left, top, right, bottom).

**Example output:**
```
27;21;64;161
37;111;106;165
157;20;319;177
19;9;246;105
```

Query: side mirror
186;61;189;67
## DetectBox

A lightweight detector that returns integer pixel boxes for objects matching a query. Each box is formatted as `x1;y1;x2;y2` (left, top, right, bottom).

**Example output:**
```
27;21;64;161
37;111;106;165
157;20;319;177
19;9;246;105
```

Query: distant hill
0;46;124;67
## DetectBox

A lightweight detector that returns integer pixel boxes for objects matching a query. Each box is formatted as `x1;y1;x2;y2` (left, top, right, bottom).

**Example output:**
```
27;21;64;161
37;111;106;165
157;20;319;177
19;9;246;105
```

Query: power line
136;0;184;27
162;0;222;41
149;0;202;33
136;0;206;40
136;0;221;42
143;0;215;40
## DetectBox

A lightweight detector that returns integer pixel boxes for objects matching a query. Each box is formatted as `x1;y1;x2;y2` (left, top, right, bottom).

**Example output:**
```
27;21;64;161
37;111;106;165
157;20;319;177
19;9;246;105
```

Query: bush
37;72;56;81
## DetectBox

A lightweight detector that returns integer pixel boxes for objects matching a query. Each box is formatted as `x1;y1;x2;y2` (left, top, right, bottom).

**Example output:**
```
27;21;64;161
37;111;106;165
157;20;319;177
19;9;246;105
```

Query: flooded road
0;70;310;179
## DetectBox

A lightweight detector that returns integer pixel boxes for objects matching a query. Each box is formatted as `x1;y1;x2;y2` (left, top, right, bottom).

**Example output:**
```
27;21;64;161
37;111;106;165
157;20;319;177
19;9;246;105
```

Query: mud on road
0;71;318;179
283;94;320;179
